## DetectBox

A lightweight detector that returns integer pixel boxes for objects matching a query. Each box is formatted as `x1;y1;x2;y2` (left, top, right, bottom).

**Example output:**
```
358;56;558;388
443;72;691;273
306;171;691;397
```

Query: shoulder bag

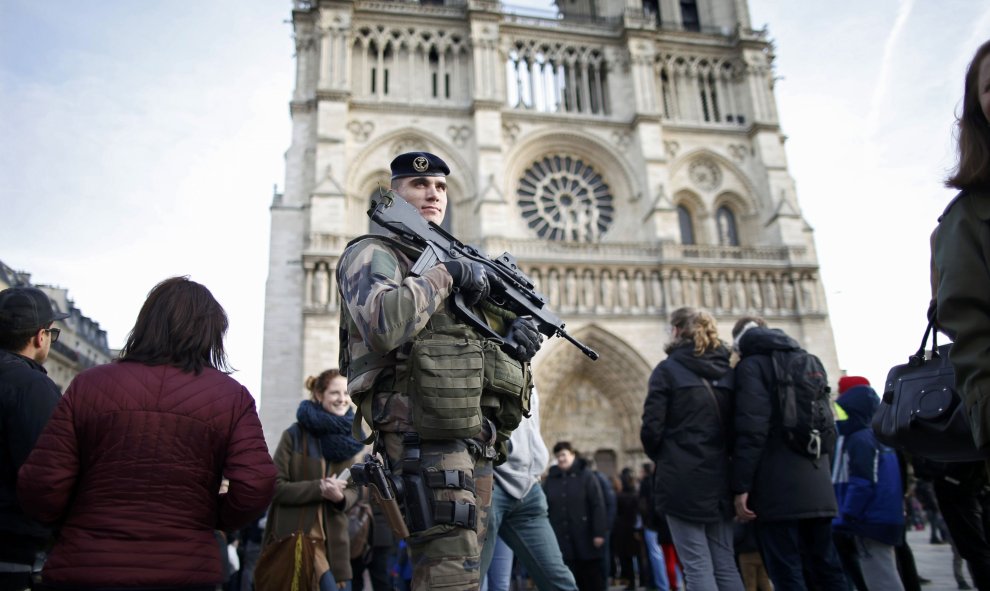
872;318;990;462
255;431;327;591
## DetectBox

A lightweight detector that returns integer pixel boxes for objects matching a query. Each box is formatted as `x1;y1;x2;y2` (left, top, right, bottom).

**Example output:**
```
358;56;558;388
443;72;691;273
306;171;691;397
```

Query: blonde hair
665;307;722;355
305;368;342;402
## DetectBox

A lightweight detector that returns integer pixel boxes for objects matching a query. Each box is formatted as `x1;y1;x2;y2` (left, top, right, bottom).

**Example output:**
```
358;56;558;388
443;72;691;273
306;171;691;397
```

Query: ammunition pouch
481;341;532;437
408;337;485;440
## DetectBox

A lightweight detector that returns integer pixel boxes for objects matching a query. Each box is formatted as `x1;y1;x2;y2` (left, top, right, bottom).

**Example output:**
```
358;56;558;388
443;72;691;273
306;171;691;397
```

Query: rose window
517;155;614;242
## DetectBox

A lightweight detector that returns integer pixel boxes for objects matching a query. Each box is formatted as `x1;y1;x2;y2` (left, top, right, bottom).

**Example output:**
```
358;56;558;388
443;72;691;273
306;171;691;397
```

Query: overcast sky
2;1;989;400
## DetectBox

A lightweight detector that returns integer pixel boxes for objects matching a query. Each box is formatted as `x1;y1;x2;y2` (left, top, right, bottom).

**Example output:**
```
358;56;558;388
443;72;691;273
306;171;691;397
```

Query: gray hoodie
493;389;549;500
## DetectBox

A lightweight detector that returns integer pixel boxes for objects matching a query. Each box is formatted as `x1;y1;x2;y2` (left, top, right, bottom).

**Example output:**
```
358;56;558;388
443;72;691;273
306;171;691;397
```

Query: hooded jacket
640;342;735;522
831;385;904;546
731;327;838;521
493;389;549;501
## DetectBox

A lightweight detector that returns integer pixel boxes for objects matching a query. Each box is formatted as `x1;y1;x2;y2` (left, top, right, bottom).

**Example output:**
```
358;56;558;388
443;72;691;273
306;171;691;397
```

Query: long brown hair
947;39;990;191
119;276;231;374
664;306;722;355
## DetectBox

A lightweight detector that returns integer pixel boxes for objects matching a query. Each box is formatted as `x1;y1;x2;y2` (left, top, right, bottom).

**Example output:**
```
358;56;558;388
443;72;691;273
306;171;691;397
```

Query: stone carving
503;123;520;145
701;273;714;308
669;272;683;308
448;125;472;147
717;274;730;313
748;274;763;311
664;140;680;159
346;120;374;142
733;274;746;313
763;274;778;312
728;143;748;162
781;274;796;313
689;157;722;192
612;131;631;152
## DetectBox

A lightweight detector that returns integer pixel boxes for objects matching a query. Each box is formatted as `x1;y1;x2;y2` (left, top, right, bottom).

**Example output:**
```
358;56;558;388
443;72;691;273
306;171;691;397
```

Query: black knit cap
0;286;70;332
390;151;450;180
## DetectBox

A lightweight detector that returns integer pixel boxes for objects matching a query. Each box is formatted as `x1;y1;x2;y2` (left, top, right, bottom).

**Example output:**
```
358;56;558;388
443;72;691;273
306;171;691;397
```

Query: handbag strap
913;319;941;366
291;430;327;535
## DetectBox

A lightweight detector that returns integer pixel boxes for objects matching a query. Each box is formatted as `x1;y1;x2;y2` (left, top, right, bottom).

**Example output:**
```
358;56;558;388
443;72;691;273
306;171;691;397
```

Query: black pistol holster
399;433;477;532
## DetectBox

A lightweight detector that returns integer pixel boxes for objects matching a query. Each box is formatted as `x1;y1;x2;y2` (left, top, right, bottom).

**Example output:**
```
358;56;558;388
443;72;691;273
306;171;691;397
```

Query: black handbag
872;319;990;462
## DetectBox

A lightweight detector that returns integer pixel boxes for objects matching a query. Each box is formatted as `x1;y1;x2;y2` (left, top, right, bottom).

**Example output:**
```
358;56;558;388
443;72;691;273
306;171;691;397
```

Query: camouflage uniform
338;236;495;590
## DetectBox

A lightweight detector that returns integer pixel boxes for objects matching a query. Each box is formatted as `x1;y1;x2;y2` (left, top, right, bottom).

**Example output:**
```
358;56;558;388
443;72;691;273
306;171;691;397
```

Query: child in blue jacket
831;376;905;591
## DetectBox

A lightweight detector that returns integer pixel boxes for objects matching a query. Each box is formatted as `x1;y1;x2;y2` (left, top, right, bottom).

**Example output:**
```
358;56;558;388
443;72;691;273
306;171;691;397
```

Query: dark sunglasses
44;327;61;343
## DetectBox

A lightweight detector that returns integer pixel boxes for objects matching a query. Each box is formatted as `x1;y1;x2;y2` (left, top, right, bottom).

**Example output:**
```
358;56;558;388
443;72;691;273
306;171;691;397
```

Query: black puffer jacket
544;457;607;561
0;350;60;563
640;342;735;522
731;327;837;521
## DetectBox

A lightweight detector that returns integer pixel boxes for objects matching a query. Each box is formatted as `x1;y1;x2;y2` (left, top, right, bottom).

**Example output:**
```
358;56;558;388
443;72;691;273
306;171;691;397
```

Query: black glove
507;316;542;362
442;260;490;307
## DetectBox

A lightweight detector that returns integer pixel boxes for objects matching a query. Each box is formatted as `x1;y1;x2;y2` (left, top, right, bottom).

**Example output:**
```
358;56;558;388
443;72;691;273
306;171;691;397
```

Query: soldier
337;151;542;590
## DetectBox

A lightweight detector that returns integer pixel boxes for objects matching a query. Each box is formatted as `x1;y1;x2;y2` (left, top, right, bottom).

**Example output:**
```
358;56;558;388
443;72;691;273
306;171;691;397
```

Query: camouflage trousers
381;432;494;591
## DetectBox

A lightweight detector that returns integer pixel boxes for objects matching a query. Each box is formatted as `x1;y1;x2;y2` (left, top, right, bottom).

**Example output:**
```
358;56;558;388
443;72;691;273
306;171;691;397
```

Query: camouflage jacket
337;235;454;433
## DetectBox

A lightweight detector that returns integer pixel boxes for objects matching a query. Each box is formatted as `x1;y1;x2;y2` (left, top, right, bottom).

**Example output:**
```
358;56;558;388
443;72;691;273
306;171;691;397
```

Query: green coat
932;189;990;450
262;424;363;583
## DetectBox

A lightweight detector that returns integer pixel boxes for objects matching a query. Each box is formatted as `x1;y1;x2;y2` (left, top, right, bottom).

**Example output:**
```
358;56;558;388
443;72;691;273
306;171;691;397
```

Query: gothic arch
505;129;640;241
535;324;652;468
670;148;759;214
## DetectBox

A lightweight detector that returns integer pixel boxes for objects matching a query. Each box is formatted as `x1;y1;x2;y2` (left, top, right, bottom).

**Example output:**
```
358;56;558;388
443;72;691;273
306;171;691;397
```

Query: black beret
390;152;450;180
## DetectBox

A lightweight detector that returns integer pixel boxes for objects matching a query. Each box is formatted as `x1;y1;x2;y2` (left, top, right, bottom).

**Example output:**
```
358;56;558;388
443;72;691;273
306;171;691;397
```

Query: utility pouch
408;337;485;440
482;341;532;434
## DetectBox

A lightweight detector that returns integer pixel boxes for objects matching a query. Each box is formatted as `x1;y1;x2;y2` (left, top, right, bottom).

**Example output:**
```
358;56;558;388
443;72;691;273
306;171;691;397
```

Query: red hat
838;375;870;395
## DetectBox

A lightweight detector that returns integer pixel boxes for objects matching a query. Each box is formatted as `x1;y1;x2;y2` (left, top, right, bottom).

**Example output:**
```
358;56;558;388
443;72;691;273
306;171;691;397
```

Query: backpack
769;348;836;460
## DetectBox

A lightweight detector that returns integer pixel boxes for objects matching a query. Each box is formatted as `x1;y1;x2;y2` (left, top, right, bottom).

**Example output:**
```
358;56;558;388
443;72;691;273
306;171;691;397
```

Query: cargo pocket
409;338;485;440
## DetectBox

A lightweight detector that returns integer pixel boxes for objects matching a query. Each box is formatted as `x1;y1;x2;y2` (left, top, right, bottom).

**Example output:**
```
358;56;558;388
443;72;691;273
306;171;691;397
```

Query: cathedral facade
260;0;840;473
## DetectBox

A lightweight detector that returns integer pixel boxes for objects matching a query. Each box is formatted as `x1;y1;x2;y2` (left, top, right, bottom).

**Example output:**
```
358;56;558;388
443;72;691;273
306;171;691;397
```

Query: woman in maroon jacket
17;276;277;590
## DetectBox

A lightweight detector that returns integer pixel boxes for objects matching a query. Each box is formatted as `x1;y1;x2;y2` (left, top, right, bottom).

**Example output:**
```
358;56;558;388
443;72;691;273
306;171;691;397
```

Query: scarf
295;400;364;463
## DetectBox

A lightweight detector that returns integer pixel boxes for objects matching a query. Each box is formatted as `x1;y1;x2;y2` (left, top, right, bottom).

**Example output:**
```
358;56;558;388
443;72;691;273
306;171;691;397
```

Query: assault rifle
369;190;599;361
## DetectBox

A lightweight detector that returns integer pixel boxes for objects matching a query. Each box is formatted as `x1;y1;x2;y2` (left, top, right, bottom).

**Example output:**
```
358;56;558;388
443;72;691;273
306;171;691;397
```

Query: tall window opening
716;206;739;246
677;205;695;245
680;0;700;31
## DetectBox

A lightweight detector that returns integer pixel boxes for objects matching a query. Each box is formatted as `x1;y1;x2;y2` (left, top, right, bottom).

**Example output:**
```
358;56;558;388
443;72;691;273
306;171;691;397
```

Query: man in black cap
338;152;542;590
0;286;69;589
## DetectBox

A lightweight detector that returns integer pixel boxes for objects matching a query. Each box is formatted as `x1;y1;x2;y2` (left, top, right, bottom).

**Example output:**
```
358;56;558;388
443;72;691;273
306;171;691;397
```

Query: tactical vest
339;236;531;447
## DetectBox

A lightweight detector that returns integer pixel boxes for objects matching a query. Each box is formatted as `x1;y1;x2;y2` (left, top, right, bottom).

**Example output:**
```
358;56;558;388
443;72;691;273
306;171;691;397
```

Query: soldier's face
394;176;447;225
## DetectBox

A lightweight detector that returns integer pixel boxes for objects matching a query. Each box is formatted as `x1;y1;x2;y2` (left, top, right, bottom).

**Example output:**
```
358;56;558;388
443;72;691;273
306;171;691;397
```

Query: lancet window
715;206;739;246
351;26;470;105
656;54;745;125
506;41;609;116
677;205;695;245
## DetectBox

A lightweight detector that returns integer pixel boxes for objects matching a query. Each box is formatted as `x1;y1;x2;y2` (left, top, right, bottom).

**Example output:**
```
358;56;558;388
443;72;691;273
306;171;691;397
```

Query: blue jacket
831;385;904;546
